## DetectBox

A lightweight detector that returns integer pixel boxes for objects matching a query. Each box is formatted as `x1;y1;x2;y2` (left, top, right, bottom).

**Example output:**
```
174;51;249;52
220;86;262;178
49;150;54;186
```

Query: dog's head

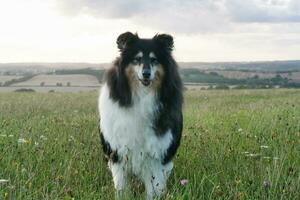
116;32;174;88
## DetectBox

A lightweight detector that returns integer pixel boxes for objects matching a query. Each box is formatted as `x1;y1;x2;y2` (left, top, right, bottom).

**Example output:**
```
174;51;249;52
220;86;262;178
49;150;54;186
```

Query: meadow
0;89;299;199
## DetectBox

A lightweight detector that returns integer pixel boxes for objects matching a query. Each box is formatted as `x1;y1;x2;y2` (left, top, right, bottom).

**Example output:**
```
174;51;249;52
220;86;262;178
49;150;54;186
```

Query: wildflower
263;180;271;190
68;136;75;142
0;179;9;184
8;135;13;137
238;128;243;132
235;179;241;185
40;135;47;140
180;179;189;186
263;156;271;159
18;138;29;144
246;153;260;158
260;145;269;149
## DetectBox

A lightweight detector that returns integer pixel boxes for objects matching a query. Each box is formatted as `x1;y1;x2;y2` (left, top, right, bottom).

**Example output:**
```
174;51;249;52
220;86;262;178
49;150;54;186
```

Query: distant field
209;70;277;79
0;89;299;199
210;70;300;83
0;86;99;93
282;72;300;82
0;76;23;83
11;75;100;87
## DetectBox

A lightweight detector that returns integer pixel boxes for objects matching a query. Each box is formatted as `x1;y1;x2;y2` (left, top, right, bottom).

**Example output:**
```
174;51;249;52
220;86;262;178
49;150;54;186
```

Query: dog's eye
150;57;158;65
133;57;142;64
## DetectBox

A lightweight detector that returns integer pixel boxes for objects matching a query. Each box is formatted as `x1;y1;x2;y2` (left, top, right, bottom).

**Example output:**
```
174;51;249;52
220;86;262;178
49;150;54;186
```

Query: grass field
11;75;100;87
0;89;299;199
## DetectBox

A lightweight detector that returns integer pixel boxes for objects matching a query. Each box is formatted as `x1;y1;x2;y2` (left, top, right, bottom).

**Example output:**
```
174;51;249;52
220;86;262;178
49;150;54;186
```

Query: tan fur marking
152;64;164;90
125;64;139;90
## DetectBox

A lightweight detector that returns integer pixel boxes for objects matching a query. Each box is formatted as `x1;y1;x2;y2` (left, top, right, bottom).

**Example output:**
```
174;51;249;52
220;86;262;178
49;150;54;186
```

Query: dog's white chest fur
99;84;173;176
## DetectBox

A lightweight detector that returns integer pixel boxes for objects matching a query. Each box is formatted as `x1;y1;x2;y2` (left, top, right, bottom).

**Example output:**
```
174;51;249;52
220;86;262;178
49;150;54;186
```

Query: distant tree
56;83;63;87
67;82;71;87
215;84;230;90
40;82;45;86
234;85;248;89
2;75;35;86
209;72;219;76
0;82;2;87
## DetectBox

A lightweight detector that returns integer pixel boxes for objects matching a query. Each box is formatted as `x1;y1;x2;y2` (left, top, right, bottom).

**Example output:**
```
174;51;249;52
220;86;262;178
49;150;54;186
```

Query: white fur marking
149;52;156;58
135;51;143;58
99;83;173;199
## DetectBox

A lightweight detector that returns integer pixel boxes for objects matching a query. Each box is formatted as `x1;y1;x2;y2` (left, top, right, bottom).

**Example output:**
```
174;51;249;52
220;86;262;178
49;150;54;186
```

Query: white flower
180;179;189;186
246;153;260;158
260;145;269;149
0;179;9;184
40;135;47;140
18;138;29;144
68;136;75;142
238;128;243;132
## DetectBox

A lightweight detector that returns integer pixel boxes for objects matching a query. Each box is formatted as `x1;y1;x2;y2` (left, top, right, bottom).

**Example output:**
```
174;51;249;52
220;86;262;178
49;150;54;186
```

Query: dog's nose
142;68;151;79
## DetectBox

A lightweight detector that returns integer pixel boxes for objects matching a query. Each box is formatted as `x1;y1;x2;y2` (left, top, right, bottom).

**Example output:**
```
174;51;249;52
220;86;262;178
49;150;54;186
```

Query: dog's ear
117;32;138;51
153;34;174;51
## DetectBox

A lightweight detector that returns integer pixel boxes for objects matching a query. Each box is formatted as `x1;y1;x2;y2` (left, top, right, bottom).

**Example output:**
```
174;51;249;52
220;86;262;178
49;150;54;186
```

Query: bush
14;88;36;92
215;84;230;90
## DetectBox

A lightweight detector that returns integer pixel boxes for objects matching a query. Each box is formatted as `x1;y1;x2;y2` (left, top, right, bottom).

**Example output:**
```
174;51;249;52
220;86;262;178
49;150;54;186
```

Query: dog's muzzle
140;67;151;86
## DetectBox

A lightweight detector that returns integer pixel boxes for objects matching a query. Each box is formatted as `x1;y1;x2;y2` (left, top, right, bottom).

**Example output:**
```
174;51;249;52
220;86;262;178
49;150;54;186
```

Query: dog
98;32;183;199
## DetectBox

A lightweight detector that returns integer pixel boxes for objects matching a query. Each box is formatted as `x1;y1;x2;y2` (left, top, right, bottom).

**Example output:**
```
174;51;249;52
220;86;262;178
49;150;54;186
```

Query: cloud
226;0;300;23
56;0;300;34
56;0;230;33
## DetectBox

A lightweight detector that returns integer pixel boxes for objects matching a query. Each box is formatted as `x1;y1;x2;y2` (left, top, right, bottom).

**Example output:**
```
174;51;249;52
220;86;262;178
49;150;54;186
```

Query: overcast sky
0;0;299;63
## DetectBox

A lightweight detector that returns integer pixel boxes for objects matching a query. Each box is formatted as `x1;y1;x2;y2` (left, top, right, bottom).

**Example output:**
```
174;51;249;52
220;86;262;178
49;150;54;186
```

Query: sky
0;0;299;63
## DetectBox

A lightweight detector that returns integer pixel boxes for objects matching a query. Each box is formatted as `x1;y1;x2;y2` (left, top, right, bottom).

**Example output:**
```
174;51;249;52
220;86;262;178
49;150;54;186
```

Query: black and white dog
98;32;183;199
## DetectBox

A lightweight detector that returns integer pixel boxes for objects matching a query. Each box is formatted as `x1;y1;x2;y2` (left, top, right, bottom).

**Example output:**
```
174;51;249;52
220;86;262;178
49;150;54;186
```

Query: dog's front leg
109;161;128;199
143;161;173;200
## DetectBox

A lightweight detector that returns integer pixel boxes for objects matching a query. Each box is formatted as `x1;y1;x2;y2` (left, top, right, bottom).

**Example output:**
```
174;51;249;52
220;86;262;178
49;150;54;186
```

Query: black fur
99;125;119;163
103;32;183;165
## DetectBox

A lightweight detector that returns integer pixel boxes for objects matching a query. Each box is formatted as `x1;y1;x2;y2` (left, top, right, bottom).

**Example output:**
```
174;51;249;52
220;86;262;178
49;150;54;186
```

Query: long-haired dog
98;32;183;199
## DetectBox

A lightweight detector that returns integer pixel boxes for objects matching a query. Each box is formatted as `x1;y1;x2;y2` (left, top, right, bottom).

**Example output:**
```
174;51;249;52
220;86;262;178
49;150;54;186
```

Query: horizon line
1;59;300;65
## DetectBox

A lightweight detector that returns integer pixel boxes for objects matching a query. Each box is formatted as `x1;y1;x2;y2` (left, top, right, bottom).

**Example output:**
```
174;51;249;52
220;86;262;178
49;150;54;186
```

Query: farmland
11;75;100;87
0;76;23;83
0;89;299;199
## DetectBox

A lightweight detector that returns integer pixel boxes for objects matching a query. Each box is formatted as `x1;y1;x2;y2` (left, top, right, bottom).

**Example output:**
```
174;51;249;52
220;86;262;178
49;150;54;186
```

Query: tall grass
0;89;299;199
